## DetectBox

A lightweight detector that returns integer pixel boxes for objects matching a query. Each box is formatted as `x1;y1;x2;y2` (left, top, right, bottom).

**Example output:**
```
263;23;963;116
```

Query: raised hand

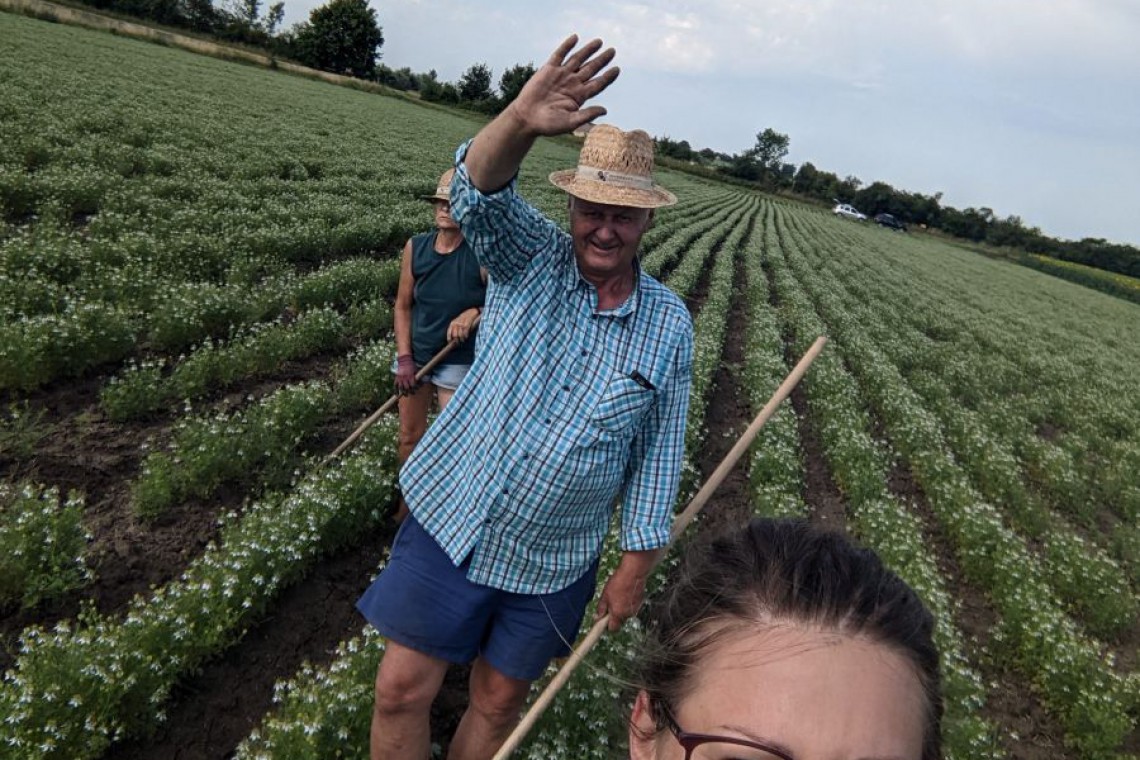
465;34;621;193
507;34;620;137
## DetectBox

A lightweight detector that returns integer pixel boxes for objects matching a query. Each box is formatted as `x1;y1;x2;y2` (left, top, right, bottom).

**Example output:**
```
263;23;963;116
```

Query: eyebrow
718;725;912;760
718;725;796;757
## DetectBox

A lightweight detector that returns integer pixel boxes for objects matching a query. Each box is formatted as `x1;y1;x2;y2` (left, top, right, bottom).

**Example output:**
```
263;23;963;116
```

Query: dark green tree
236;0;260;27
264;1;284;34
293;0;383;78
498;63;536;106
458;62;493;103
724;152;762;181
750;127;790;173
655;136;694;161
182;0;220;31
420;70;460;104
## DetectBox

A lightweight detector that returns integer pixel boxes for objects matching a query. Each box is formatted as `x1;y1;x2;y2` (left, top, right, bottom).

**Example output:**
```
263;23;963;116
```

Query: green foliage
0;300;138;392
498;63;535;106
130;339;394;519
458;62;493;103
654;135;695;162
101;299;392;421
0;14;447;389
0;483;91;609
773;205;1137;755
0;423;399;759
292;0;384;78
132;381;333;518
749;127;790;174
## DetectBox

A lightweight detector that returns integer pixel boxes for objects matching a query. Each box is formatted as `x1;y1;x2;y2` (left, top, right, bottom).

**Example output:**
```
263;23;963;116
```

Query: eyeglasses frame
661;705;795;760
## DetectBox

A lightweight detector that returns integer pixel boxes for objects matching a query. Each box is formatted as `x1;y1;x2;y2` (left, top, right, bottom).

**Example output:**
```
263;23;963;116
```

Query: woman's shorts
389;357;471;391
356;515;598;681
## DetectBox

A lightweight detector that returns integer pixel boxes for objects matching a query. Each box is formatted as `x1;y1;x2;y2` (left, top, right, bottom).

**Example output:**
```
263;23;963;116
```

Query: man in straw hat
357;34;692;760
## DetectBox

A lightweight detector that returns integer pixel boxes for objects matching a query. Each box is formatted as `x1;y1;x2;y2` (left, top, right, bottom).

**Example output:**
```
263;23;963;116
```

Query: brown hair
636;518;943;760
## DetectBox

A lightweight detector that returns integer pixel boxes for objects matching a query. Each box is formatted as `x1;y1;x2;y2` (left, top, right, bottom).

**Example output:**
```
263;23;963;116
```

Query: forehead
682;626;928;759
570;198;648;217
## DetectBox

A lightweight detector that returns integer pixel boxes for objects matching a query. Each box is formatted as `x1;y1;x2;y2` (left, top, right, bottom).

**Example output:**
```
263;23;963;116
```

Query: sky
284;0;1140;246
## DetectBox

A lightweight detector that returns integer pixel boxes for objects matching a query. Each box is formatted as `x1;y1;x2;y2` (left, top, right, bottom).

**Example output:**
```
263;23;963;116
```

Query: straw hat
549;124;677;209
421;168;455;202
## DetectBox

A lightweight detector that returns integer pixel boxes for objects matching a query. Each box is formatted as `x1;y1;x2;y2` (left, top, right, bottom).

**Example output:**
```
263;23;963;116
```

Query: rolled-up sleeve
620;329;694;551
450;141;563;284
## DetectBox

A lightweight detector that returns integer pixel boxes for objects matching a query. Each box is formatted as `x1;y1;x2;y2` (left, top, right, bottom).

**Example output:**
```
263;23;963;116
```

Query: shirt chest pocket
589;374;656;435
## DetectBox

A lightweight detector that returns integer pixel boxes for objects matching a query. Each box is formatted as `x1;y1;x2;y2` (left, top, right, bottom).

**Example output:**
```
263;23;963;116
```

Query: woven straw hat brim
422;168;455;202
549;170;677;209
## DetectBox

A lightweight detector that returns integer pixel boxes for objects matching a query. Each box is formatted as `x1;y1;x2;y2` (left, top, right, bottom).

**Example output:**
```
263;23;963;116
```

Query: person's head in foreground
630;518;942;760
549;124;675;286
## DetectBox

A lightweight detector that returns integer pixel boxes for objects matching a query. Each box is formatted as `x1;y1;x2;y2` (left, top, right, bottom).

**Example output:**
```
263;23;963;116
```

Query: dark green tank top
411;231;486;366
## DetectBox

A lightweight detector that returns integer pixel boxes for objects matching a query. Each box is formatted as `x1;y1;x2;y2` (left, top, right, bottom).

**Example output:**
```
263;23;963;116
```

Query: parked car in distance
833;203;867;221
874;212;907;231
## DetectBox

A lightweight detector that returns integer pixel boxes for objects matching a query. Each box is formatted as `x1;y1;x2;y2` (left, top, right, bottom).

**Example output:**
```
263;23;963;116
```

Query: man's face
569;197;653;284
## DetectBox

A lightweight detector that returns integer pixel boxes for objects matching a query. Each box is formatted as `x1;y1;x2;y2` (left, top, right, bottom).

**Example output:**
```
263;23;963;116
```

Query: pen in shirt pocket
629;370;656;391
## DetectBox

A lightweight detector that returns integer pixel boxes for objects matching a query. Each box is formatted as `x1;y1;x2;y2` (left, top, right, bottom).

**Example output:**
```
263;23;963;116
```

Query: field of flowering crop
2;9;1138;760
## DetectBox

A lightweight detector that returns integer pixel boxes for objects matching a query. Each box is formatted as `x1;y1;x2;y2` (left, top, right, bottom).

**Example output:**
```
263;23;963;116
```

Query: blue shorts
389;357;470;391
356;516;598;681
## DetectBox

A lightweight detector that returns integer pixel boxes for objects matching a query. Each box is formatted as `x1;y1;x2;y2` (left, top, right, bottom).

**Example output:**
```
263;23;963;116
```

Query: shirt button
522;453;530;460
580;349;587;356
483;518;492;526
502;488;509;496
562;385;570;392
544;418;551;425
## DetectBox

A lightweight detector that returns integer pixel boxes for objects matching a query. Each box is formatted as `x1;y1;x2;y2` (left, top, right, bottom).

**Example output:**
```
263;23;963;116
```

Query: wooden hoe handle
326;315;482;462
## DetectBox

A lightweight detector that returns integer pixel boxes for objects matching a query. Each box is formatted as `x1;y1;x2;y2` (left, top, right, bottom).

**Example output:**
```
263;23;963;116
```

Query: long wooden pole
326;316;481;462
491;335;828;760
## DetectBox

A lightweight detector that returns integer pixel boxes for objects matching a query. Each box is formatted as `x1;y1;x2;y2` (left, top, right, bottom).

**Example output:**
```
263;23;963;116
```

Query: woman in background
629;517;943;760
393;167;486;522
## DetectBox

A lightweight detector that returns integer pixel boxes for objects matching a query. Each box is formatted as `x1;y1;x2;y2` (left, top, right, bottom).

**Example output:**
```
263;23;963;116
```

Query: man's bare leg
371;641;450;760
447;658;531;760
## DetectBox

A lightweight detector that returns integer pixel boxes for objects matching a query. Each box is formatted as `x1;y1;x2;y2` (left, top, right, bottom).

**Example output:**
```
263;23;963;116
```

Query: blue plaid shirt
399;141;693;595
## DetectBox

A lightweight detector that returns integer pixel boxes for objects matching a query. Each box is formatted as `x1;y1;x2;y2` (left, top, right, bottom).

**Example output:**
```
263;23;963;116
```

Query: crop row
741;203;808;518
777;214;1137;638
0;255;399;393
638;187;746;253
0;482;91;610
761;213;998;758
1;11;475;393
677;196;759;462
0;416;400;759
806;260;1135;636
773;209;1136;755
132;338;395;519
641;191;755;278
804;217;1140;524
102;294;393;421
783;214;1140;593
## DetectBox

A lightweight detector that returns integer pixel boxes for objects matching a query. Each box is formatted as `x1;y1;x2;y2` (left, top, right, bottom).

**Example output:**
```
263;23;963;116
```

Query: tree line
66;0;529;111
60;0;1140;279
656;130;1140;280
